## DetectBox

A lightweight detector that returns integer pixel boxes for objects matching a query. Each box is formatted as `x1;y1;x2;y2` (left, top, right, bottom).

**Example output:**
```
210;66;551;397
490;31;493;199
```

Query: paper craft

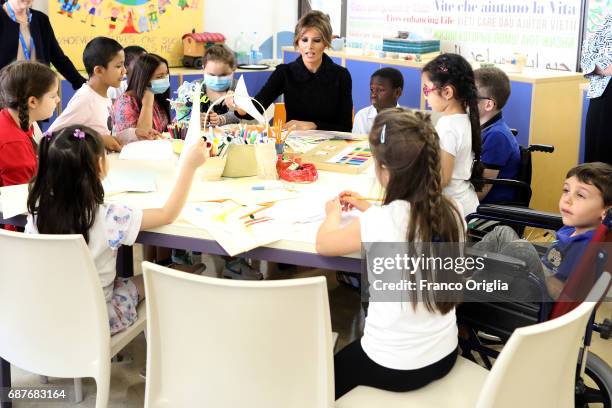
102;170;157;196
0;183;28;218
183;201;289;256
178;87;202;168
119;140;174;161
234;75;266;124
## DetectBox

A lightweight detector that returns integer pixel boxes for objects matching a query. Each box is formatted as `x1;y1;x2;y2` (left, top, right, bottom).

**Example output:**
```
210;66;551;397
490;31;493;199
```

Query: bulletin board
49;0;204;69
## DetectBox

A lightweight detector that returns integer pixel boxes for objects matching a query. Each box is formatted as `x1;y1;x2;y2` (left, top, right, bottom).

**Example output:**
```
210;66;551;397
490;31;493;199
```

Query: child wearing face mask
111;53;171;143
199;44;241;128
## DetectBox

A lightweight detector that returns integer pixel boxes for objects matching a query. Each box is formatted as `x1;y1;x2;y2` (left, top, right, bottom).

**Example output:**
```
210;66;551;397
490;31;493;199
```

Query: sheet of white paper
183;202;289;256
289;130;366;141
0;184;28;218
118;140;174;161
178;87;201;167
234;75;266;124
102;170;157;196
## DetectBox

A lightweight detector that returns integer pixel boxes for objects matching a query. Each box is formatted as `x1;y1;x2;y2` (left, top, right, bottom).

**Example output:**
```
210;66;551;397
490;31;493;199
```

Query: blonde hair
293;10;332;48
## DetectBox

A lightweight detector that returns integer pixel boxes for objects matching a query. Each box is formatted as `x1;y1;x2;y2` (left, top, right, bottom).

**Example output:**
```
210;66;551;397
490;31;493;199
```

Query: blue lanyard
6;2;34;61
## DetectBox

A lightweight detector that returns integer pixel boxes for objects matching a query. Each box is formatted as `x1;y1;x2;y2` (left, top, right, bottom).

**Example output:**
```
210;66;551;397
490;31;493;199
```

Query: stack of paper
119;140;174;161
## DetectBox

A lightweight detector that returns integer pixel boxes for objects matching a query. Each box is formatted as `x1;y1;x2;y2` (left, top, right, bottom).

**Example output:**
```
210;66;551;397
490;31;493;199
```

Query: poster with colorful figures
49;0;203;69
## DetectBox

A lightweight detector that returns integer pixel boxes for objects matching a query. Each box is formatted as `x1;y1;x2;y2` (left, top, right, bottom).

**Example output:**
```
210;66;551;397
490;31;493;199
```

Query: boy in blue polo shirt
474;67;521;203
474;162;612;299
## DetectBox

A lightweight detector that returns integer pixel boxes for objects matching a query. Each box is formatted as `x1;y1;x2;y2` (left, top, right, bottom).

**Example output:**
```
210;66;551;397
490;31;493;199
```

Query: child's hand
224;91;247;115
224;90;236;109
102;135;122;152
325;197;342;218
184;138;208;169
135;128;162;140
208;112;221;126
339;190;372;212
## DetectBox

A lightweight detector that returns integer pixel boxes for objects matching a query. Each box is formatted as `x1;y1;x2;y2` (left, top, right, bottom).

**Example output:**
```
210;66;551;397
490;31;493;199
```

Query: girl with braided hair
422;53;484;217
317;108;466;399
0;61;58;191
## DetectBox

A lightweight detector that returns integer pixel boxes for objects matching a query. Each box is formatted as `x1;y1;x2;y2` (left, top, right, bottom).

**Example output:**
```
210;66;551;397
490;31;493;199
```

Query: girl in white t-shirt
421;53;484;216
25;125;207;335
316;108;466;399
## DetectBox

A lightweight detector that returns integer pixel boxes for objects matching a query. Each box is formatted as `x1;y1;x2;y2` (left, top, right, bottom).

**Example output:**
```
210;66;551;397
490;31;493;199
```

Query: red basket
276;156;318;183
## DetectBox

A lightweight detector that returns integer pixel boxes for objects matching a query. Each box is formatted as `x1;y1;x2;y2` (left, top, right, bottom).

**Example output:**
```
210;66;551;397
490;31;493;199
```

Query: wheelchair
459;206;612;407
470;131;555;239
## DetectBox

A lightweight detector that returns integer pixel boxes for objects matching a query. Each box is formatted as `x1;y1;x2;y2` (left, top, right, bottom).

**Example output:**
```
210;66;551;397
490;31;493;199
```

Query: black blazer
0;6;86;90
241;53;353;132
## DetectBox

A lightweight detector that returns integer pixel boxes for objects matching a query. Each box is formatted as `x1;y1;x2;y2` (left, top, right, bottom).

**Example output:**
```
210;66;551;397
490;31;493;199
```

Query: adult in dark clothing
580;13;612;165
0;0;85;90
236;10;353;132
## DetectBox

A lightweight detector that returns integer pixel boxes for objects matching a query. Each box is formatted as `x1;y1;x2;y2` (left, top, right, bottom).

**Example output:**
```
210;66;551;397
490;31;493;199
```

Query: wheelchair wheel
576;352;612;407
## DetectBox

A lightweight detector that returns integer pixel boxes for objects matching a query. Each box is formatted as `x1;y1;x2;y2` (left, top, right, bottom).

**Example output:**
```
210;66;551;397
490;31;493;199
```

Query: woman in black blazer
0;0;85;90
235;11;353;132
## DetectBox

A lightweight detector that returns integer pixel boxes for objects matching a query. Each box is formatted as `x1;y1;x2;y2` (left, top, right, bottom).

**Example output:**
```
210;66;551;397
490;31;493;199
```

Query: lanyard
5;2;34;61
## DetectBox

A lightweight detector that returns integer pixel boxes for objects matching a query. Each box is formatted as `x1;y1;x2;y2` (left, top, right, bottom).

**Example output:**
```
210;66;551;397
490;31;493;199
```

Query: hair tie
380;124;386;144
73;129;85;139
43;131;52;141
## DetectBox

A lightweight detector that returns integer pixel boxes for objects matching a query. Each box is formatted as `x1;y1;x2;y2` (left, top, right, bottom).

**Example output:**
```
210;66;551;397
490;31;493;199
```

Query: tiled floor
7;246;612;407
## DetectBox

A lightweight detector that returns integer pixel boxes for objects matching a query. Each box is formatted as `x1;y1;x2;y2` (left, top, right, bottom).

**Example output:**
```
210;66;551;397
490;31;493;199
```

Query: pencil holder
275;142;285;155
254;142;279;180
172;139;184;155
222;144;258;177
198;156;227;181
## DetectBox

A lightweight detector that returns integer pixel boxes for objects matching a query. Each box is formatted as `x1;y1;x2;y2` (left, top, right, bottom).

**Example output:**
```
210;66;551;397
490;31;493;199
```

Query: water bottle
250;32;259;65
235;32;248;65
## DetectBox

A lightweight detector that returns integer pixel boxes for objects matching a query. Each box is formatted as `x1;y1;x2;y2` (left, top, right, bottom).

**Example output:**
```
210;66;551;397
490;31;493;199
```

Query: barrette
380;124;386;144
73;129;85;139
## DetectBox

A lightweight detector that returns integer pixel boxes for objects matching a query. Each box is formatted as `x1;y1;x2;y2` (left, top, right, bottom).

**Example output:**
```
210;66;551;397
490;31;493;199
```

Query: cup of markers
202;124;279;178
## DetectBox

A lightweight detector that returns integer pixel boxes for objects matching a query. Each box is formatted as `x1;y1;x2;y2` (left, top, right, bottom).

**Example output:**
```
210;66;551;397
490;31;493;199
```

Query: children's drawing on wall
51;0;203;69
55;0;200;34
107;5;123;33
58;0;80;18
81;0;103;27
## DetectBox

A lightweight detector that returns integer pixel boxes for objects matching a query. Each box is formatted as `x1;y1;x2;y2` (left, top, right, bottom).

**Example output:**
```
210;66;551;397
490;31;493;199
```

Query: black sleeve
314;68;353;132
44;16;86;90
235;66;285;120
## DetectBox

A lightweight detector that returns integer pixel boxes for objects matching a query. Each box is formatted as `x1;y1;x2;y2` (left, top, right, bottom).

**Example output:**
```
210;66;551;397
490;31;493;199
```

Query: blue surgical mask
204;73;233;91
150;76;170;94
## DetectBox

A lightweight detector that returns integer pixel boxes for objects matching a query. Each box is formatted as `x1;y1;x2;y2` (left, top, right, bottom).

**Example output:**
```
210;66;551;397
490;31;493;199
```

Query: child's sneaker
223;258;263;280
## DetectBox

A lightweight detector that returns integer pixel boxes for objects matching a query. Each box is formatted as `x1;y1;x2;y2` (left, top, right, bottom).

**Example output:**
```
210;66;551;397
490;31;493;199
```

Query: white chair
142;261;334;408
337;272;611;408
0;229;146;407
